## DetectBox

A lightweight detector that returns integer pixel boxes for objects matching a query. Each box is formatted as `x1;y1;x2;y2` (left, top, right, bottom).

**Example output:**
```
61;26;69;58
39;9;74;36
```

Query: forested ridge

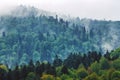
0;5;120;80
0;5;120;67
0;6;120;67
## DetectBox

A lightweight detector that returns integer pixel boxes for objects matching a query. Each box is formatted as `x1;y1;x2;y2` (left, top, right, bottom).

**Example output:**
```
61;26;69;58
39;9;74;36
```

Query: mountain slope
0;6;120;66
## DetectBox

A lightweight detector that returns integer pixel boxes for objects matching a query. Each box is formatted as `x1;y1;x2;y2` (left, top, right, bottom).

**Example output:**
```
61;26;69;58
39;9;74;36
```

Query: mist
0;0;120;21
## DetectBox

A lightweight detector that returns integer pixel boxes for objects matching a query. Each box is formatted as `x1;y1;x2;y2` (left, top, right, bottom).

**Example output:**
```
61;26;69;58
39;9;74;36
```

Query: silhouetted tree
53;55;62;67
61;65;68;74
104;50;111;60
28;60;35;72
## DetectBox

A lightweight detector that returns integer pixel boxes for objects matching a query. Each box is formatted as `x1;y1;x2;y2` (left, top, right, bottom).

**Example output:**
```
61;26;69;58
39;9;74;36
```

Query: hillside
0;6;120;66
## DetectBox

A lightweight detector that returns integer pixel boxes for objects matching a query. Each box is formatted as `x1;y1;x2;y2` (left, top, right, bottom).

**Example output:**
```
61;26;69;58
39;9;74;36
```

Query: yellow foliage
41;74;61;80
0;65;8;72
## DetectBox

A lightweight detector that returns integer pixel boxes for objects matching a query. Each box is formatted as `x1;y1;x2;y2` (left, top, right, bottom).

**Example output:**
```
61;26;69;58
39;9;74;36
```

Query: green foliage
1;50;120;80
84;73;101;80
100;57;110;70
77;67;88;79
0;7;120;80
111;71;120;80
110;47;120;58
112;58;120;70
25;72;39;80
106;69;115;80
90;61;100;74
60;74;73;80
98;70;108;80
68;69;78;79
56;66;63;76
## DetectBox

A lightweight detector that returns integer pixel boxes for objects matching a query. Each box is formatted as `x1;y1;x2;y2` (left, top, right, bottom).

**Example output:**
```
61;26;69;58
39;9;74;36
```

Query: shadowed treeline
0;49;120;80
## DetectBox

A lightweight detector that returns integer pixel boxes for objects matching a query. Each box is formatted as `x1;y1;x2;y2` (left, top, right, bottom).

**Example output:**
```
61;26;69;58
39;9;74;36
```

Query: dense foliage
0;49;120;80
0;6;120;67
0;6;120;66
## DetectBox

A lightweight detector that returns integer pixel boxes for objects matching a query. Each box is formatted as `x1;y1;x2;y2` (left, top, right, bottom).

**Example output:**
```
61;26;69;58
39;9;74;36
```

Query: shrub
41;74;61;80
25;72;39;80
106;68;115;80
84;73;101;80
100;57;110;70
111;71;120;80
77;67;88;79
112;58;120;70
60;74;73;80
0;65;8;72
56;66;63;76
90;61;100;74
68;68;77;79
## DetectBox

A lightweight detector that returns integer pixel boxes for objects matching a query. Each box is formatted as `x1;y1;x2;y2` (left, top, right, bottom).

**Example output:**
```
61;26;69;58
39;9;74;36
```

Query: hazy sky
0;0;120;20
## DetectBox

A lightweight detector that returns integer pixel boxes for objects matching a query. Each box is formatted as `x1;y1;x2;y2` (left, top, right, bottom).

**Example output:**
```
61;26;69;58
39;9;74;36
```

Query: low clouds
0;0;120;20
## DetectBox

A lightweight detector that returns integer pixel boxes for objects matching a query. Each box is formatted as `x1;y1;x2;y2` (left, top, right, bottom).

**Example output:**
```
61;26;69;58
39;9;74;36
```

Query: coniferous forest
0;6;120;80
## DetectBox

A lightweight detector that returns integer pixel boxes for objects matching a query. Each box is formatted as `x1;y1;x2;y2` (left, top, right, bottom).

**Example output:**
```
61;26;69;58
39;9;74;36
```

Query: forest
0;49;120;80
0;6;120;80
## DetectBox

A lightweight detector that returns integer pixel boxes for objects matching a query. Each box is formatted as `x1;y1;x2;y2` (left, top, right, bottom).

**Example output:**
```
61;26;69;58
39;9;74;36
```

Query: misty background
0;0;120;21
